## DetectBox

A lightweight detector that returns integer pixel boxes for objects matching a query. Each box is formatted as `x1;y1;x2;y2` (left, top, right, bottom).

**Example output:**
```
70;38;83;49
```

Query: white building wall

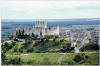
46;27;59;35
35;21;47;28
15;21;59;38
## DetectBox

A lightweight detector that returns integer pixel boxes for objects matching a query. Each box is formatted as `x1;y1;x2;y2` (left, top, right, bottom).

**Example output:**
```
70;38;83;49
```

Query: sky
1;1;100;19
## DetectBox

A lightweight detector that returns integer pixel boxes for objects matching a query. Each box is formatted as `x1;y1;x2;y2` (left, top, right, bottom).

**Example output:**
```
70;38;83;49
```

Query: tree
4;42;9;48
40;31;42;36
32;33;36;40
18;30;21;38
45;38;49;42
28;38;32;44
14;46;18;52
61;43;73;53
16;31;18;37
27;47;34;53
11;41;16;46
24;38;28;47
80;44;99;51
22;29;24;35
14;38;18;41
2;51;6;64
53;38;56;42
32;33;34;37
24;38;32;47
19;48;23;53
3;42;13;50
21;29;25;38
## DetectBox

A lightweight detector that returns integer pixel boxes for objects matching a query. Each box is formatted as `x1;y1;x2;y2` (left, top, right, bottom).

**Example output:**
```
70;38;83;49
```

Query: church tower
35;21;47;28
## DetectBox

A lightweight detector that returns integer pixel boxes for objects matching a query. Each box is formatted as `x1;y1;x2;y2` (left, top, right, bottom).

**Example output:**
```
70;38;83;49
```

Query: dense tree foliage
6;57;23;65
2;41;17;64
80;44;99;51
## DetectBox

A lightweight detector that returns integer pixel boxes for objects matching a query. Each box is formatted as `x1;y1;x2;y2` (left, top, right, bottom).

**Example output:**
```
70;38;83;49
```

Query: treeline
10;29;38;40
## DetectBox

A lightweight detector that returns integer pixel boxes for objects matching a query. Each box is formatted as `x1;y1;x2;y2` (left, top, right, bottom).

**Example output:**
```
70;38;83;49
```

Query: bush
3;42;13;50
27;47;34;53
24;38;32;47
11;41;16;46
19;48;24;53
6;57;23;65
1;52;6;64
73;53;88;63
80;44;99;51
61;43;73;53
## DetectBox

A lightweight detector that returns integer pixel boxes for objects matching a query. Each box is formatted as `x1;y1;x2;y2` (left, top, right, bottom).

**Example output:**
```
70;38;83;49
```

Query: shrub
6;57;23;65
73;53;88;64
1;52;6;64
80;44;99;51
27;47;34;53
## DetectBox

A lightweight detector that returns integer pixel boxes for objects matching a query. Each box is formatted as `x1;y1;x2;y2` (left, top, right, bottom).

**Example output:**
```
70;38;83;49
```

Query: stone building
92;28;99;45
14;21;59;38
70;31;90;47
59;27;70;38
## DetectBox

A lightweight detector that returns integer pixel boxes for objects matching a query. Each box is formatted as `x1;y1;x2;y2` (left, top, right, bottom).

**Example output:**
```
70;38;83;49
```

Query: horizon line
1;18;99;20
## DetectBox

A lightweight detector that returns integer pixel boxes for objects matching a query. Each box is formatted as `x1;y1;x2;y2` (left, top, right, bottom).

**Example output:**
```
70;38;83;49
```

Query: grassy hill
2;37;99;65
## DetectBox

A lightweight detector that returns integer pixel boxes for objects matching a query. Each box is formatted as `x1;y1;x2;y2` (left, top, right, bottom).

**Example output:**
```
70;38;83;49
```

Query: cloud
1;1;100;19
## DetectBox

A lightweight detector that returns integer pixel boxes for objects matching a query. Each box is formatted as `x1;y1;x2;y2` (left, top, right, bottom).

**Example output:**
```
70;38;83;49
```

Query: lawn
5;52;99;65
6;53;63;65
21;53;62;65
61;52;99;65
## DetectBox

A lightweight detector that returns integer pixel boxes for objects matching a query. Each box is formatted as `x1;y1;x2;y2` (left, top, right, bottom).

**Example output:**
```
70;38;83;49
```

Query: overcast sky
1;1;100;19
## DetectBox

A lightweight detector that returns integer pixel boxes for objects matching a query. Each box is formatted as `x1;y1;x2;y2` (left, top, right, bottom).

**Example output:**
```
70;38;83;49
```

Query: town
7;21;99;53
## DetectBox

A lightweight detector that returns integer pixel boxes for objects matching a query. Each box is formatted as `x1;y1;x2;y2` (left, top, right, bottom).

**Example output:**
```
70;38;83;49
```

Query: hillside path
58;53;66;63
